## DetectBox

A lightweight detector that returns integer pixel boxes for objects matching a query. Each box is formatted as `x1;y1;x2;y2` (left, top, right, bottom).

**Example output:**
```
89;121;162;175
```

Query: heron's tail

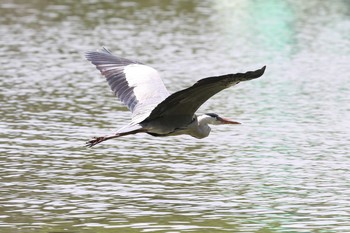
116;123;144;134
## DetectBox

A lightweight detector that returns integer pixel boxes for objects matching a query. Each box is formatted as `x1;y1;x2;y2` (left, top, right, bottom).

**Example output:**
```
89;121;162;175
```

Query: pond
1;0;350;232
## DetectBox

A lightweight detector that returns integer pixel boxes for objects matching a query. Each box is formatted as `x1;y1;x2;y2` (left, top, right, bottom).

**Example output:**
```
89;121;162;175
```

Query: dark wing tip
250;65;266;78
254;65;266;78
84;48;142;66
256;65;266;78
85;47;112;62
238;65;266;82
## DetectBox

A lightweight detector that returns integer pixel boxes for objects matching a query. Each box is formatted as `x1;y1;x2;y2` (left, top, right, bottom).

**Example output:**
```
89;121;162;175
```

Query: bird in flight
85;48;265;147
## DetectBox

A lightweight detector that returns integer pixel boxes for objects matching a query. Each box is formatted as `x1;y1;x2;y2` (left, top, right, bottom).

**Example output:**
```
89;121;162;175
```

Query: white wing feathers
85;48;169;123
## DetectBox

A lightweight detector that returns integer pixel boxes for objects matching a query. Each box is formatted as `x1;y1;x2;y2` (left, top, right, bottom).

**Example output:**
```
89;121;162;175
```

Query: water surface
1;0;350;232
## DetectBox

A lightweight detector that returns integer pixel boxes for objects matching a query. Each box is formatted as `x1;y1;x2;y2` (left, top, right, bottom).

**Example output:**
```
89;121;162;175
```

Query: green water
1;0;350;232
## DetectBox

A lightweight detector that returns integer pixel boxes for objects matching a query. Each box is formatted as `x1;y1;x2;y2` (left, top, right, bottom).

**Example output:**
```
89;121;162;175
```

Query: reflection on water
1;0;350;232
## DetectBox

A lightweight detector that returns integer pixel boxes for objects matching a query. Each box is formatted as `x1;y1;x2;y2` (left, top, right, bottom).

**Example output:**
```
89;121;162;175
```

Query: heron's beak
218;117;241;124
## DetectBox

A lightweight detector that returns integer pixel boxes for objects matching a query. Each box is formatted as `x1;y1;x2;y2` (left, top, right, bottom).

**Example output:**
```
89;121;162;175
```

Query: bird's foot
85;136;106;147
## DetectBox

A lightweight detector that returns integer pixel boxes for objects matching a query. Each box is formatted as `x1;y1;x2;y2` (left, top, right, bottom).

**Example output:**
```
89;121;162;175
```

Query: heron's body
85;48;266;147
142;115;209;138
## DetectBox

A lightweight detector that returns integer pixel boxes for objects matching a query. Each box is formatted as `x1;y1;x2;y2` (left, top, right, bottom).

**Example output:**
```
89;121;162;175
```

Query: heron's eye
205;113;219;118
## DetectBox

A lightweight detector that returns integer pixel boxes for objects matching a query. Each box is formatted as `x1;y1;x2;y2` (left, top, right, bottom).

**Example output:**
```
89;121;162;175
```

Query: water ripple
1;0;350;232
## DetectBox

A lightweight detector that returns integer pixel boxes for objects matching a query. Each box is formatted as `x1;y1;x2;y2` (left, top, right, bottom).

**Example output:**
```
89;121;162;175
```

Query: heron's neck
187;115;212;139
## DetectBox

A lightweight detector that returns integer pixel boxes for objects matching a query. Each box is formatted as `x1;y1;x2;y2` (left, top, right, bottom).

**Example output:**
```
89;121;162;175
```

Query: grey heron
85;48;265;147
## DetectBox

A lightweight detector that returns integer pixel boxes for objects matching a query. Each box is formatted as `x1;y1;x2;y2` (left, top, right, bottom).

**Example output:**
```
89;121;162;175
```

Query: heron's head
199;113;241;125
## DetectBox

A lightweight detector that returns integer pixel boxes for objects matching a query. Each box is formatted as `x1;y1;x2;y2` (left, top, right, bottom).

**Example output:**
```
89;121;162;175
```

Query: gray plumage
85;48;169;124
85;48;141;112
85;48;266;147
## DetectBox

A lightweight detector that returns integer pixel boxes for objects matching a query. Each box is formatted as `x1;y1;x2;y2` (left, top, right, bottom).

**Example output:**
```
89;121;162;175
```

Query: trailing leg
85;129;146;147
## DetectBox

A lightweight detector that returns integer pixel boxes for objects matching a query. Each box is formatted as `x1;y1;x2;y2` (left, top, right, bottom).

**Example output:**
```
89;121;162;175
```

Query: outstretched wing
144;66;266;124
85;48;170;123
